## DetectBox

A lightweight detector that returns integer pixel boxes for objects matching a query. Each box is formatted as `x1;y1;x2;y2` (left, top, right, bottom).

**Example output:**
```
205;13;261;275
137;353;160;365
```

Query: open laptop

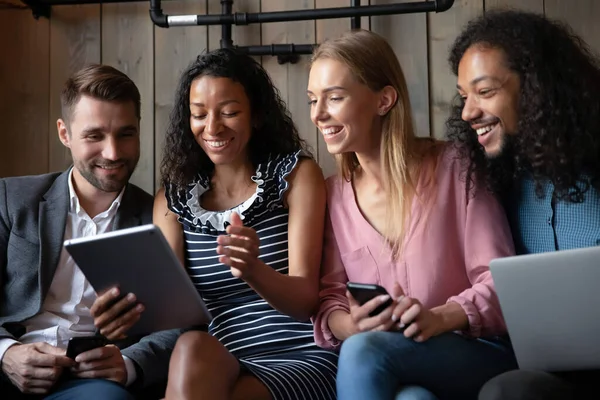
490;246;600;372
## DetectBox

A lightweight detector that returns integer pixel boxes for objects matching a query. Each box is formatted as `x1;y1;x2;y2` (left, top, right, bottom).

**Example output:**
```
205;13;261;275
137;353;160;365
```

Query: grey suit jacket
0;170;180;388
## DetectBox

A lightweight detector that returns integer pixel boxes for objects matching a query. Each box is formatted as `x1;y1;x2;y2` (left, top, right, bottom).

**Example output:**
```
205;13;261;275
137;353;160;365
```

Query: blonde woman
308;30;517;400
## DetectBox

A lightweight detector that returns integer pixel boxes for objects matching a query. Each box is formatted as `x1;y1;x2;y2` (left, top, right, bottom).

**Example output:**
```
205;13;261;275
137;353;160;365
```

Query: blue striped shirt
504;178;600;255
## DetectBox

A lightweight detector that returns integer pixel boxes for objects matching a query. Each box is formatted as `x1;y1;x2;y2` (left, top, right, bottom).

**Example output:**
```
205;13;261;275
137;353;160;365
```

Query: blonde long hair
311;30;440;258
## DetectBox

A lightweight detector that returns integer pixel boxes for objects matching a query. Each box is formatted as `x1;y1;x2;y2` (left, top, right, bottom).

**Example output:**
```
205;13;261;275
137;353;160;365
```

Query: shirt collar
67;167;126;217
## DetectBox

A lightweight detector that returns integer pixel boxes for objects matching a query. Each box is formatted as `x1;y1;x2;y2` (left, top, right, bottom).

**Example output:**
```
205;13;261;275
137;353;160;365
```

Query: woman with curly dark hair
446;10;600;400
94;48;338;399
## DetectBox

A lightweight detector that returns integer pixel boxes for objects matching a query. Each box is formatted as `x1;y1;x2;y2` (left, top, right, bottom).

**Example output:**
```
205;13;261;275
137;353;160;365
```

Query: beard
484;132;519;195
74;157;138;193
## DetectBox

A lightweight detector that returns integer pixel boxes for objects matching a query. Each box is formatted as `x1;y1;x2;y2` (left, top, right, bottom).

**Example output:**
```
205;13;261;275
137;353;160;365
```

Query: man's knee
47;379;134;400
479;370;575;400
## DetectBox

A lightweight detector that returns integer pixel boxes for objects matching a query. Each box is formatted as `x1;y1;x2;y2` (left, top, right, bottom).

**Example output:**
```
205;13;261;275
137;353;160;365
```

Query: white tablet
64;224;212;335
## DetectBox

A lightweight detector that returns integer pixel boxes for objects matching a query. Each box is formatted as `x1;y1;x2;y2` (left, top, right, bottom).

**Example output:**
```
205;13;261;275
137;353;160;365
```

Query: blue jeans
0;378;134;400
45;379;134;400
337;331;518;400
396;385;439;400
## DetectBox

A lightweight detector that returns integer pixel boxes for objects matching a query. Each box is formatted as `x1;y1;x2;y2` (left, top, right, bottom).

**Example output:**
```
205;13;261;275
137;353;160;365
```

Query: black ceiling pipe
235;44;315;65
435;0;454;12
23;0;454;23
150;0;455;28
149;0;167;28
22;0;454;61
220;0;233;49
351;0;360;30
236;44;315;57
22;0;147;18
25;0;147;3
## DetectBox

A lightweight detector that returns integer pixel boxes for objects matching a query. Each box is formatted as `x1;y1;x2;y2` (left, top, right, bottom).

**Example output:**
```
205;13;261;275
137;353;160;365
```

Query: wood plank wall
0;0;598;195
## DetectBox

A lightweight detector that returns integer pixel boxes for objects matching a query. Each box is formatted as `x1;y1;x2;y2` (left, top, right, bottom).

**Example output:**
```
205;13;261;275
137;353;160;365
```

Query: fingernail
396;295;404;302
127;293;136;302
112;288;119;296
136;304;145;312
379;295;390;303
398;322;406;329
391;314;397;322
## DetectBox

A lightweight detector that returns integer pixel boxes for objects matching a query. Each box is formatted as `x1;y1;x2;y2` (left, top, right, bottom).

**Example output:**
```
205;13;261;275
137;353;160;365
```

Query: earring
379;109;386;115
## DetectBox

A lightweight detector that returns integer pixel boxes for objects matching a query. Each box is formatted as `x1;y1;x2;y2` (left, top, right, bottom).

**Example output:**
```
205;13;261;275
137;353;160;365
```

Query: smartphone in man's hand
66;336;108;359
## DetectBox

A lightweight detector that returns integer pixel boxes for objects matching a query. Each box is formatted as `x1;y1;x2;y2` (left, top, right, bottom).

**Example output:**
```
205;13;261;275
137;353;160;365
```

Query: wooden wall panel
485;0;544;13
0;10;49;178
154;0;208;190
102;3;155;194
544;0;600;53
2;0;599;180
428;0;483;139
48;5;101;172
370;0;431;137
315;0;371;46
261;1;318;159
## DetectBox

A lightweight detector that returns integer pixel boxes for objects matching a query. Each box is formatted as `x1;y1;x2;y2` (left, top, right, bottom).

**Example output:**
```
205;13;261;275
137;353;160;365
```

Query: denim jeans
1;378;134;400
45;379;134;400
336;331;517;400
395;385;440;400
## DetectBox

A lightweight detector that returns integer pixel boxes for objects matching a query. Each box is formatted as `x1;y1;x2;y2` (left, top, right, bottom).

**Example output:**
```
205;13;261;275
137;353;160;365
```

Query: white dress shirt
0;169;137;386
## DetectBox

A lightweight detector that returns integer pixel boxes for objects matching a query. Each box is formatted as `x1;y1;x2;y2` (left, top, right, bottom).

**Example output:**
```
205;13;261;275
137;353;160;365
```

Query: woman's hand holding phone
346;283;405;333
346;281;450;342
391;298;463;342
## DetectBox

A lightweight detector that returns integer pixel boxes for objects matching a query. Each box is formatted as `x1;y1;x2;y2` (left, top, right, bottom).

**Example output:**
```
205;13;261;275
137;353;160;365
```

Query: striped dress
165;151;338;400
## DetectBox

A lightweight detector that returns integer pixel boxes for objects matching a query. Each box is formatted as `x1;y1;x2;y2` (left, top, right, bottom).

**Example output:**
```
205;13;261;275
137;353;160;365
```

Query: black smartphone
66;335;108;359
346;282;394;317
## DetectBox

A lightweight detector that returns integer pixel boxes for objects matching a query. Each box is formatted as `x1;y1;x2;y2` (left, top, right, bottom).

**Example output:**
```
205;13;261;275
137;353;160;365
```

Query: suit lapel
38;171;70;299
113;184;142;230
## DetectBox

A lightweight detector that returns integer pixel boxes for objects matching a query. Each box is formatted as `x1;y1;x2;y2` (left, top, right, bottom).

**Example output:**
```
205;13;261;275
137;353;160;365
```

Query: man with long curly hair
446;10;600;400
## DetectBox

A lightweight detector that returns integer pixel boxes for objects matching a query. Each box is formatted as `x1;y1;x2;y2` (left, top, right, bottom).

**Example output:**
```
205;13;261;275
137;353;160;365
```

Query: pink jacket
313;145;515;350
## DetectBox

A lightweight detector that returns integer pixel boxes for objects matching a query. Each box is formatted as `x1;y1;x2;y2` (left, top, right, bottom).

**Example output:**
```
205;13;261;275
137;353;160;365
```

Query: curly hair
446;10;600;202
160;48;310;189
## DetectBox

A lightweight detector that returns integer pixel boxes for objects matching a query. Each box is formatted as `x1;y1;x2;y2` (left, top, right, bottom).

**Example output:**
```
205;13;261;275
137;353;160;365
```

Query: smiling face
189;75;253;167
58;95;140;194
457;45;521;158
307;58;384;155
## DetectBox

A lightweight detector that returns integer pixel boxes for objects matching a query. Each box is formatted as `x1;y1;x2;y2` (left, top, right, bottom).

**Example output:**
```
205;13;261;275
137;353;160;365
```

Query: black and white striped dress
165;151;338;400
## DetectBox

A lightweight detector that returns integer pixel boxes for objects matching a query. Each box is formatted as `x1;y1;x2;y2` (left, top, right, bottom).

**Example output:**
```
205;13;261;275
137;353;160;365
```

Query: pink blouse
313;145;515;350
